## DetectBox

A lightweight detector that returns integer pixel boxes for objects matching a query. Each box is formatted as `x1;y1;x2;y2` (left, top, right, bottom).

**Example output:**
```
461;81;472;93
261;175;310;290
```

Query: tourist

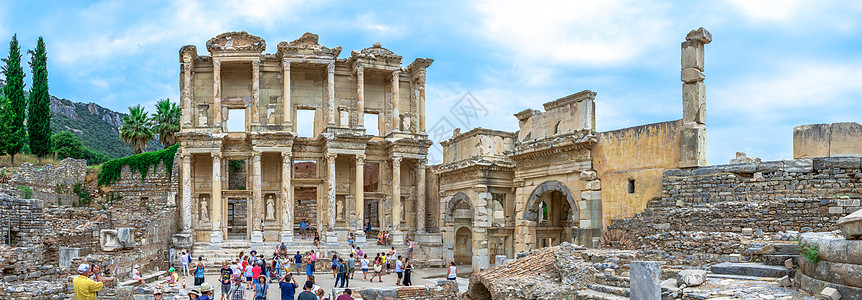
347;253;356;280
403;258;413;286
394;255;404;286
153;290;163;300
408;239;415;260
261;220;266;242
336;289;354;300
300;219;308;239
330;254;339;278
314;288;327;300
254;275;269;300
260;254;269;277
193;260;206;286
384;231;390;245
132;264;145;286
220;261;233;300
376;232;383;245
309;250;318;271
279;274;299;300
380;253;388;275
313;232;320;247
404;234;410;246
296;281;316;300
200;282;214;300
347;232;354;245
294;251;303;274
245;261;254;289
356;247;363;258
73;263;107;300
181;251;191;277
187;289;201;300
388;251;397;276
165;267;179;287
253;262;263;285
305;255;314;276
360;254;369;281
369;257;383;282
279;242;288;256
335;258;349;288
447;262;457;281
231;259;242;278
228;276;245;300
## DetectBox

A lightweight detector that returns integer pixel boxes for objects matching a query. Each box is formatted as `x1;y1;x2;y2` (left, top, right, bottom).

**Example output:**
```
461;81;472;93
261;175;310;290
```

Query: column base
391;230;405;246
172;233;193;249
281;233;294;245
355;231;367;244
251;231;264;243
210;230;224;244
324;231;339;244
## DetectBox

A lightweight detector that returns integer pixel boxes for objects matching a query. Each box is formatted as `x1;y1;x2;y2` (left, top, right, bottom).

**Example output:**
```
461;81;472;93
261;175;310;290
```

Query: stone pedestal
251;231;264;243
281;233;294;245
391;230;405;248
631;261;662;300
355;231;367;244
839;208;862;240
797;232;862;299
211;230;224;244
100;229;121;252
172;233;192;249
493;255;507;267
118;227;136;248
325;231;338;244
59;247;81;269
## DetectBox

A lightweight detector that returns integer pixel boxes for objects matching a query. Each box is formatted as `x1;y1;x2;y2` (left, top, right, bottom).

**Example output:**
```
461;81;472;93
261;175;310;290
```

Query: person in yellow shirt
73;263;107;300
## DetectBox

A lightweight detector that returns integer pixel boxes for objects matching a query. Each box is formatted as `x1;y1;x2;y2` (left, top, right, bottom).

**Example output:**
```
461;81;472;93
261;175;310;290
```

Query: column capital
391;69;401;79
418;158;427;168
210;152;222;159
282;60;290;70
252;59;260;68
213;59;221;68
325;152;338;163
327;61;335;73
281;151;292;160
355;64;364;75
181;152;192;161
355;154;365;165
392;156;402;165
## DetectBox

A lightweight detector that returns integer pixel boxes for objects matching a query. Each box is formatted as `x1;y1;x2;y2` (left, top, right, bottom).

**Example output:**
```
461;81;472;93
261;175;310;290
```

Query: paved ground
172;265;470;299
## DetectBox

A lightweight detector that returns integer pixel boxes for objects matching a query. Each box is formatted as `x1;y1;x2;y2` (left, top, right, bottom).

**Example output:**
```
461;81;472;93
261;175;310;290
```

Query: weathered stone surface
838;208;862;240
800;258;862;288
59;248;81;269
710;263;790;278
797;272;862;300
676;269;706;287
822;287;842;300
800;232;862;265
630;261;661;300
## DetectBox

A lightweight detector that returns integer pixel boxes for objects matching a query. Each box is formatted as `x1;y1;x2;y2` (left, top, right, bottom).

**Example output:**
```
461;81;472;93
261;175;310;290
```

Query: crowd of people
74;235;444;300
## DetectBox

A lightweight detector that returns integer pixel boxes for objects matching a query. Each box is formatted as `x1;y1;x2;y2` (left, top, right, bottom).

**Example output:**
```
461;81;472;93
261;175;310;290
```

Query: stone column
282;61;291;128
326;62;336;127
182;153;192;232
211;152;223;243
325;153;337;231
354;154;366;243
391;156;403;242
355;66;365;128
391;70;401;132
680;27;711;168
213;60;222;128
181;54;193;126
251;59;261;126
281;151;293;244
416;159;426;233
631;261;662;300
251;152;264;243
418;72;426;131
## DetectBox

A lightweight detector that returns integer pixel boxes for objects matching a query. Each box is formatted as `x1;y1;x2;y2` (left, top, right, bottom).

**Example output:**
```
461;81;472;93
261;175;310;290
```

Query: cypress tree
1;34;26;166
28;37;50;163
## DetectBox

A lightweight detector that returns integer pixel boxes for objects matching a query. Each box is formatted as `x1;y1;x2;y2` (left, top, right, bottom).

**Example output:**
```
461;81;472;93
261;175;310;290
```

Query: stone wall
9;158;86;188
354;281;458;300
104;157;179;207
794;122;862;159
0;192;45;248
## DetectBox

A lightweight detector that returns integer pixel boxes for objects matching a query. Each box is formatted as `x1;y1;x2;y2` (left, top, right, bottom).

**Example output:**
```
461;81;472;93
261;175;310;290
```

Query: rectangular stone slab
710;262;790;278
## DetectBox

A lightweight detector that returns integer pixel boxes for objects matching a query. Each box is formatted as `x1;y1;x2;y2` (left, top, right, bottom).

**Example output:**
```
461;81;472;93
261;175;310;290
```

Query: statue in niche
337;200;344;220
266;194;275;220
200;197;210;223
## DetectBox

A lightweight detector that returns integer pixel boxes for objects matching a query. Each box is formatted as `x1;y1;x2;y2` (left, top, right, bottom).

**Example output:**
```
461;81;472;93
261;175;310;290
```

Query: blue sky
1;0;861;164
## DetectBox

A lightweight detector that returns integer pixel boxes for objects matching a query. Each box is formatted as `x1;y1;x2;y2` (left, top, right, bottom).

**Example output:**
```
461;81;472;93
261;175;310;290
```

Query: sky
1;0;861;164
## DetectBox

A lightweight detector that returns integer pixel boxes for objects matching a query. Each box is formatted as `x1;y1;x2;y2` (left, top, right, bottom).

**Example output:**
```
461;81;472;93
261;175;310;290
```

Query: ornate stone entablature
276;32;342;61
206;31;266;53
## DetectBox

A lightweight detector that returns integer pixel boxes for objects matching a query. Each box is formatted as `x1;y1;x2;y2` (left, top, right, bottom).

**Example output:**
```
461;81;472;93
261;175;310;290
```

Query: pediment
206;31;266;53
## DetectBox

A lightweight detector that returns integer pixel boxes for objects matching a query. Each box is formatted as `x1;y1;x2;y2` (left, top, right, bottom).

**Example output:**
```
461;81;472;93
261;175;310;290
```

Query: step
706;273;778;281
747;242;799;256
587;283;629;297
118;270;166;286
762;255;797;266
709;262;790;278
577;288;628;300
595;274;630;288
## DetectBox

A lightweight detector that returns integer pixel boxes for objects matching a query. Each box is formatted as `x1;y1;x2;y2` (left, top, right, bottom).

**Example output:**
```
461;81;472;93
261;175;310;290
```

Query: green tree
1;34;26;165
51;131;85;159
119;105;154;154
28;37;51;163
151;98;181;148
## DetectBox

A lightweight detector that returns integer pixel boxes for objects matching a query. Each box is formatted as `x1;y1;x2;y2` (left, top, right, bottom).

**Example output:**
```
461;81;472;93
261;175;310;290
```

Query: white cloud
728;0;800;21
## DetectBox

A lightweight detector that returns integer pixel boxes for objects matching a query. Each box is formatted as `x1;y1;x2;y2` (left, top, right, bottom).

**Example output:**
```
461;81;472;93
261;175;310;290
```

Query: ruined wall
0;193;45;249
515;90;595;142
9;158;86;188
592;120;682;227
355;281;458;300
794;122;862;159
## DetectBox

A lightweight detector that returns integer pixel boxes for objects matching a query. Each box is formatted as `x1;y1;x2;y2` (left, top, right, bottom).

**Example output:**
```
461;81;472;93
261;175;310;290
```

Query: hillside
0;80;162;159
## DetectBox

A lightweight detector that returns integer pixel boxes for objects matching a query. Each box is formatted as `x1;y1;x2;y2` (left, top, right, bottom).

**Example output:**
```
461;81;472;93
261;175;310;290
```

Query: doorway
455;226;472;265
227;197;248;240
364;198;380;234
294;186;318;236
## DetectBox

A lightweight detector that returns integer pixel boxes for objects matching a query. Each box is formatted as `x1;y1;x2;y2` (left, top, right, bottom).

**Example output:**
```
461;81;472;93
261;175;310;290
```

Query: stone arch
523;180;578;222
445;192;473;223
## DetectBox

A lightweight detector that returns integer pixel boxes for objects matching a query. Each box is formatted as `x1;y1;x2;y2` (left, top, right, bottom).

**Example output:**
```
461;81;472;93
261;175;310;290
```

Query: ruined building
173;31;437;255
436;28;712;271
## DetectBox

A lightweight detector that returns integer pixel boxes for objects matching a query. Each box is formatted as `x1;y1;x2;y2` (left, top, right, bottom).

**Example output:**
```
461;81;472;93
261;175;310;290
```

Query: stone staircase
577;273;631;300
191;239;412;274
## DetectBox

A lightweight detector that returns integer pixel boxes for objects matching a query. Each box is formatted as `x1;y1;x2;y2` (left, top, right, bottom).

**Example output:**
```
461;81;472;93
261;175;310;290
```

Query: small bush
73;183;91;207
17;186;33;199
798;241;820;264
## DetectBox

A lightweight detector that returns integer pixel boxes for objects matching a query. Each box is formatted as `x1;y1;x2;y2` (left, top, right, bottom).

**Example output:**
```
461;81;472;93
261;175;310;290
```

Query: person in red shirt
336;288;355;300
252;263;262;285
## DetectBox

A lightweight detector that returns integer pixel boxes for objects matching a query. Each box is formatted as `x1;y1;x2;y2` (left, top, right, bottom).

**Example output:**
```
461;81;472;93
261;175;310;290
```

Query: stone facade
176;31;438;257
794;122;862;159
8;158;86;188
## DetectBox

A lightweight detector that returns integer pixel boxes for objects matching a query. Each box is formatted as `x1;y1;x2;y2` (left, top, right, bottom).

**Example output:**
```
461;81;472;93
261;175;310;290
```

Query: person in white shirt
447;262;457;281
180;251;191;277
360;254;370;281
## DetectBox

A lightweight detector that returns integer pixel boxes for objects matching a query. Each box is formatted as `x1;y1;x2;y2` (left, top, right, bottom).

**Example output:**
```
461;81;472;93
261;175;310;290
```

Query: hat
168;267;176;272
77;263;90;274
153;290;163;295
188;289;201;296
200;282;213;292
134;264;140;269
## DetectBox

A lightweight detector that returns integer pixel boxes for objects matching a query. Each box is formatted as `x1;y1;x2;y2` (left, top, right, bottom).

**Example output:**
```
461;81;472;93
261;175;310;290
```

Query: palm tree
119;105;154;154
151;98;181;148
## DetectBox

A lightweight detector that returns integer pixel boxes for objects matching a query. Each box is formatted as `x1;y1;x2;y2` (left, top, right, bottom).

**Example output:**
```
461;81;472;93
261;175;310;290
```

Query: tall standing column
182;153;192;232
325;153;337;231
281;151;293;244
416;159;426;233
282;61;291;129
391;156;403;242
182;54;193;126
391;70;401;132
417;72;426;131
210;153;223;243
213;60;222;128
354;154;366;243
680;27;712;168
355;66;365;128
251;152;264;243
251;60;261;126
326;62;336;127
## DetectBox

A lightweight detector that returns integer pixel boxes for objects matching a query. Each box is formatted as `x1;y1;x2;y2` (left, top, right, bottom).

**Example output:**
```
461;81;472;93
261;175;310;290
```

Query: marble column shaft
326;62;336;126
181;55;193;126
391;70;400;131
391;156;402;230
282;61;291;128
326;153;337;231
281;152;293;236
354;154;365;231
251;60;261;126
416;159;426;233
356;66;365;128
181;153;192;231
213;60;222;127
211;153;222;233
252;152;262;228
